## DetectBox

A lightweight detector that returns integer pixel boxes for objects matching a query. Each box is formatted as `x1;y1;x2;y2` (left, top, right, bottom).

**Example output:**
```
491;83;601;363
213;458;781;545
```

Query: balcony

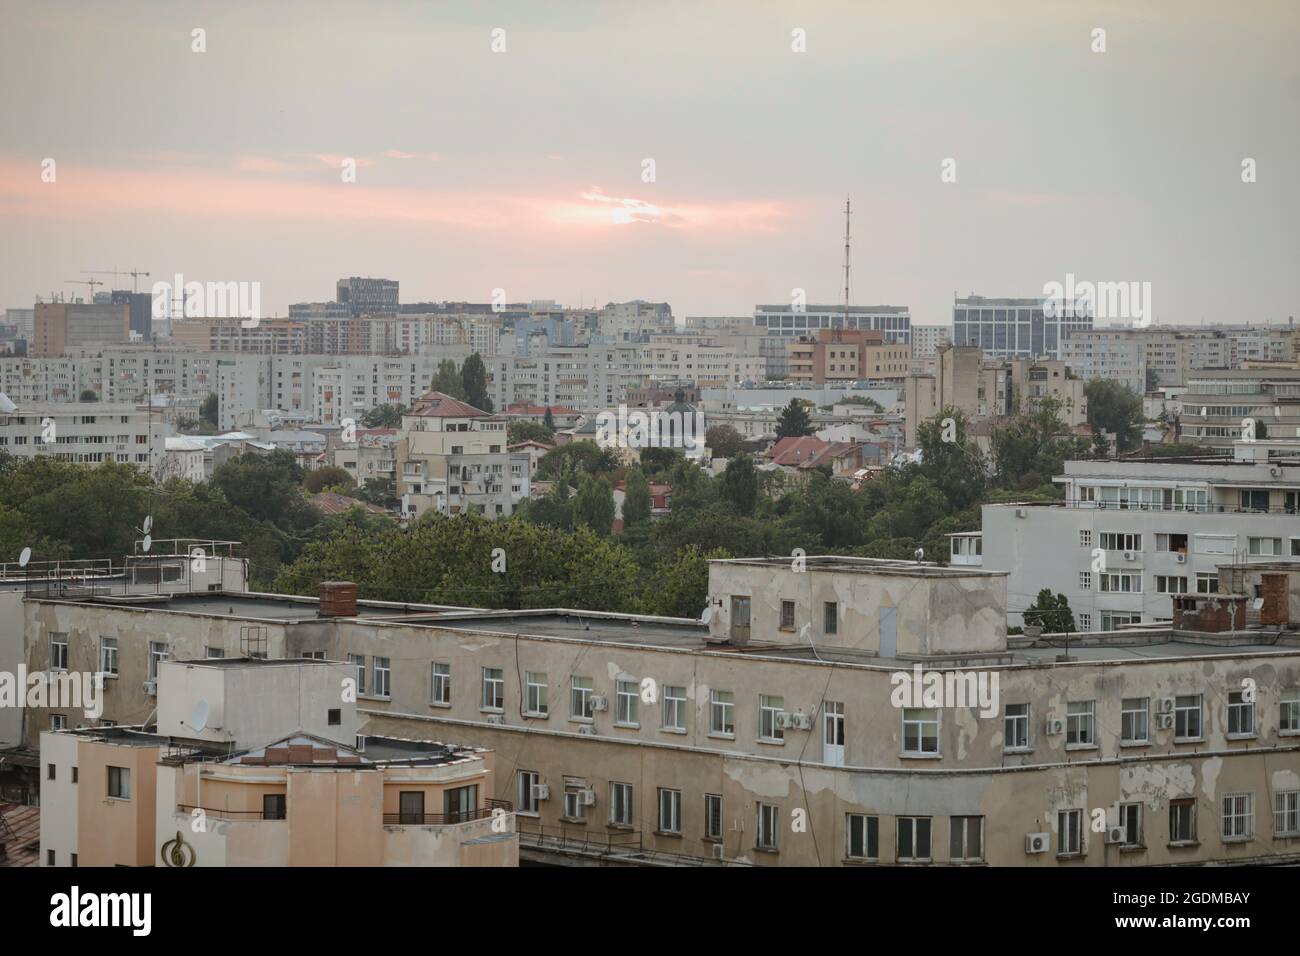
383;798;512;826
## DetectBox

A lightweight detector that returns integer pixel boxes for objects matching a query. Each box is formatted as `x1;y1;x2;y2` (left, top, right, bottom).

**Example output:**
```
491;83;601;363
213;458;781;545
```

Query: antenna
842;196;852;328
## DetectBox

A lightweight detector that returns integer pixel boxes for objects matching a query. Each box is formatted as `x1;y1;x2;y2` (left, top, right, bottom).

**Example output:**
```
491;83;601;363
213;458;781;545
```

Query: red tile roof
766;436;859;470
0;803;40;867
410;391;490;418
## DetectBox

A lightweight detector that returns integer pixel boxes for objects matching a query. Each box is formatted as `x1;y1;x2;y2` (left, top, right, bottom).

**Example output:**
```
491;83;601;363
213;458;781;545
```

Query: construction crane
64;278;103;300
83;268;151;292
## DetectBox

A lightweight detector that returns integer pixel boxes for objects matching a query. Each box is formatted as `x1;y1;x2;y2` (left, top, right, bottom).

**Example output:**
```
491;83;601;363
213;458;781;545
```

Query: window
1057;809;1083;855
704;794;723;840
71;854;77;867
148;641;168;680
1078;571;1092;590
107;766;131;800
1067;700;1096;746
1155;575;1188;594
481;667;504;710
779;600;795;630
615;679;639;726
1175;695;1203;740
1100;532;1141;551
47;850;55;866
349;654;366;695
710;689;735;735
1195;573;1220;594
570;676;593;719
327;708;340;726
1121;698;1149;744
49;633;68;671
657;788;682;834
1170;799;1196;843
757;803;779;850
396;790;426;825
431;662;450;705
1273;790;1300;837
525;671;548;716
1004;703;1029;750
444;785;478;824
1227;691;1255;736
373;657;391;698
518;771;540;815
98;637;118;676
206;646;224;659
1282;690;1300;733
1222;793;1254;841
1099;572;1141;593
1119;803;1143;847
902;708;939;755
610;782;633;826
846;814;879;860
1079;530;1092;548
896;816;931;862
1248;537;1283;556
1078;613;1092;631
263;794;287;820
823;602;838;635
662;685;687;731
562;784;587;822
71;767;77;783
49;714;67;731
950;816;984;862
758;694;785;742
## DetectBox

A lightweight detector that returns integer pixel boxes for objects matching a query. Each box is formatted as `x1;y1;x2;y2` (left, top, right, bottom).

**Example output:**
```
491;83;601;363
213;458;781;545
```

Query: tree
508;420;555;446
718;453;758;516
573;474;615;535
200;393;218;428
361;404;406;428
537;441;619;481
990;398;1087;492
1023;589;1076;633
461;353;493;412
304;465;355;494
643;544;731;618
775;398;814;438
430;360;465;399
916;408;986;509
705;424;743;458
79;389;98;402
622;467;652;529
354;477;398;509
543;407;555;431
1085;378;1144;452
639;446;683;477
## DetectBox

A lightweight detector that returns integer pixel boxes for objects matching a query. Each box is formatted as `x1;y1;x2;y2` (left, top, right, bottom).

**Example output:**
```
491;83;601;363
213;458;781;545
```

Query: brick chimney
318;581;358;618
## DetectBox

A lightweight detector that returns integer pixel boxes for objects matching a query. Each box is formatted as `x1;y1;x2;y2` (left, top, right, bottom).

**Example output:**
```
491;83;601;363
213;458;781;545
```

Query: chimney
318;581;358;618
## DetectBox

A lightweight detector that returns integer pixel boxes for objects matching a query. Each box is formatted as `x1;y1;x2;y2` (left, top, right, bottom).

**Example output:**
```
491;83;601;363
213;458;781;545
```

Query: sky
0;0;1297;325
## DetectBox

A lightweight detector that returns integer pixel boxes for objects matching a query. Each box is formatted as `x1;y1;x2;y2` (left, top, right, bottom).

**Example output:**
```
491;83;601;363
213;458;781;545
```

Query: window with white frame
206;646;225;659
1195;573;1220;594
98;637;118;676
1067;700;1096;746
349;654;366;695
373;657;391;697
1227;690;1255;736
1121;698;1149;744
1170;799;1196;843
657;788;681;834
950;816;983;862
846;814;878;860
1004;703;1029;750
1079;529;1092;548
1100;610;1141;630
49;714;67;731
1119;802;1143;847
148;641;168;681
615;679;639;725
49;633;68;672
1099;572;1141;593
430;662;450;705
757;802;779;850
1155;575;1188;594
902;708;939;755
107;766;131;800
1078;571;1092;590
710;689;735;735
1057;808;1083;855
562;783;587;822
1274;790;1300;837
1282;690;1300;733
662;685;687;731
570;676;593;719
704;794;723;840
1222;793;1254;841
1248;537;1283;556
1175;694;1203;740
758;694;785;742
896;816;931;862
525;671;548;716
1100;532;1141;552
610;782;633;826
1078;613;1092;631
518;770;540;815
481;666;503;710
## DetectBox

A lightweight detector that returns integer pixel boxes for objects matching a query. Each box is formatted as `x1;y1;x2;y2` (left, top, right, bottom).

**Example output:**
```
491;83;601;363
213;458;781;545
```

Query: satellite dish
142;534;152;553
0;392;16;413
914;547;925;562
142;515;153;534
701;605;714;625
190;699;210;732
18;547;31;568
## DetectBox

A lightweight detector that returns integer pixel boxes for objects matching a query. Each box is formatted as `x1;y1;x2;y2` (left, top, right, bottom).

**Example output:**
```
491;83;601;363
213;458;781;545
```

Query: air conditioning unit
142;680;157;696
1156;713;1175;730
710;843;724;860
774;712;793;730
589;695;609;712
1157;697;1175;714
1175;553;1187;564
793;713;814;731
1045;717;1065;736
1104;825;1126;845
1123;551;1136;562
577;725;597;736
1016;508;1027;519
1025;832;1050;854
578;789;597;807
531;783;550;801
485;714;505;725
355;735;366;752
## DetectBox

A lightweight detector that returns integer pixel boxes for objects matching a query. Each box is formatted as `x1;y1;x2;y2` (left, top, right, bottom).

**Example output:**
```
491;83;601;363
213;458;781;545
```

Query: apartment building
32;303;131;357
785;329;911;385
38;657;515;867
396;391;529;519
12;551;1300;866
490;344;650;412
0;401;167;473
953;295;1091;360
1178;368;1300;448
753;304;911;346
170;318;307;354
646;332;765;388
910;324;952;360
978;440;1300;627
337;276;399;316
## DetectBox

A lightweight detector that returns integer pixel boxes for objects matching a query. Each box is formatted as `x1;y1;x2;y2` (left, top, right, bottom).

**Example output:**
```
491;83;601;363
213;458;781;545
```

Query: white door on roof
823;701;845;766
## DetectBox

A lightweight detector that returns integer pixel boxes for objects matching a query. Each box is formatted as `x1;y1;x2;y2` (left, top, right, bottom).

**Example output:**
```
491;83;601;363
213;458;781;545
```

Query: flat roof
710;556;1004;578
428;610;709;648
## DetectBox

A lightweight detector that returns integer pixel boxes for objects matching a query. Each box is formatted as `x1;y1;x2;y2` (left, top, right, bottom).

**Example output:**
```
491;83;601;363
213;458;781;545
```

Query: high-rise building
336;276;399;315
753;304;911;345
953;295;1092;359
32;302;130;356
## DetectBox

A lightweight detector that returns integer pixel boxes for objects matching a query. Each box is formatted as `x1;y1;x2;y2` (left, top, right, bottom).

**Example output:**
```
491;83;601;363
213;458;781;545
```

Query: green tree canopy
1085;378;1144;452
621;467;652;529
461;353;493;412
775;398;815;438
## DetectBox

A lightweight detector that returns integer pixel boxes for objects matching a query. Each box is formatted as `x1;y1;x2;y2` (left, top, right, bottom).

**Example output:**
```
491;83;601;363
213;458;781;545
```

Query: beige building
786;329;911;385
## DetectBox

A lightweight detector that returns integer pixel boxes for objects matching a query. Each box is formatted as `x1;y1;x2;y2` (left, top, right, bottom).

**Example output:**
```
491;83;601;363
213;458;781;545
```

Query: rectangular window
823;602;838;635
107;766;131;800
950;816;984;862
1067;700;1096;746
710;689;735;735
1079;530;1092;548
525;671;548;716
481;666;504;710
1175;695;1203;740
148;641;168;680
615;679;639;725
563;784;587;822
1248;537;1283;556
1273;790;1300;837
610;782;633;826
1282;690;1300;733
49;714;67;731
443;785;478;824
349;654;367;695
1099;572;1142;593
1223;793;1254;841
902;708;939;755
1057;808;1083;855
1100;532;1142;551
263;794;287;820
1004;703;1029;750
662;685;687;731
98;637;118;676
1119;802;1143;847
430;662;450;705
896;816;932;862
1078;571;1092;590
1227;691;1255;736
1196;573;1220;594
758;694;785;742
1170;799;1196;843
703;794;724;840
1155;575;1188;594
1121;698;1149;744
657;788;682;834
779;600;795;630
518;770;540;815
846;814;879;860
570;676;593;719
373;657;391;697
757;803;779;850
49;633;68;671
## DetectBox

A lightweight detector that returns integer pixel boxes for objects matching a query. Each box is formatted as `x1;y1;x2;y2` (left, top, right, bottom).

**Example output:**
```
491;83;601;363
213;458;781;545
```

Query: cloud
383;150;441;162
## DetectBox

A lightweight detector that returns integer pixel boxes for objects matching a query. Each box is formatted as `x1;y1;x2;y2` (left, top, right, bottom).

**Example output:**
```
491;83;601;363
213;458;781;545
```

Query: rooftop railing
382;798;512;826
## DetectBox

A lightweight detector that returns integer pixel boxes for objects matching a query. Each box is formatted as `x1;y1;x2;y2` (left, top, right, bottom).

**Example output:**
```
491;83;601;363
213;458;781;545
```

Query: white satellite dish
18;547;32;568
0;392;16;413
701;605;714;625
142;534;152;553
142;515;153;534
190;699;210;732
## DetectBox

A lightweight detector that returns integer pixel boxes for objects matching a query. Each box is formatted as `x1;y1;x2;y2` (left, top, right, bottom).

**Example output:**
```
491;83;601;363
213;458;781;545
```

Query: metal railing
383;798;512;827
515;822;732;866
177;804;284;821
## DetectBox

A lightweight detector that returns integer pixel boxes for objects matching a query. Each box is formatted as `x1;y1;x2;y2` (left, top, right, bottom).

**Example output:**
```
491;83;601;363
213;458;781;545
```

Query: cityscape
0;0;1296;933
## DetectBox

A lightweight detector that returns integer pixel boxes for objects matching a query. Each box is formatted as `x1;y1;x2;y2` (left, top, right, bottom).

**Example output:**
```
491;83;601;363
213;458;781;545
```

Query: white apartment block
978;440;1300;629
645;332;766;388
0;401;167;474
1179;368;1300;448
910;324;951;358
490;344;650;412
753;304;912;345
953;295;1091;360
